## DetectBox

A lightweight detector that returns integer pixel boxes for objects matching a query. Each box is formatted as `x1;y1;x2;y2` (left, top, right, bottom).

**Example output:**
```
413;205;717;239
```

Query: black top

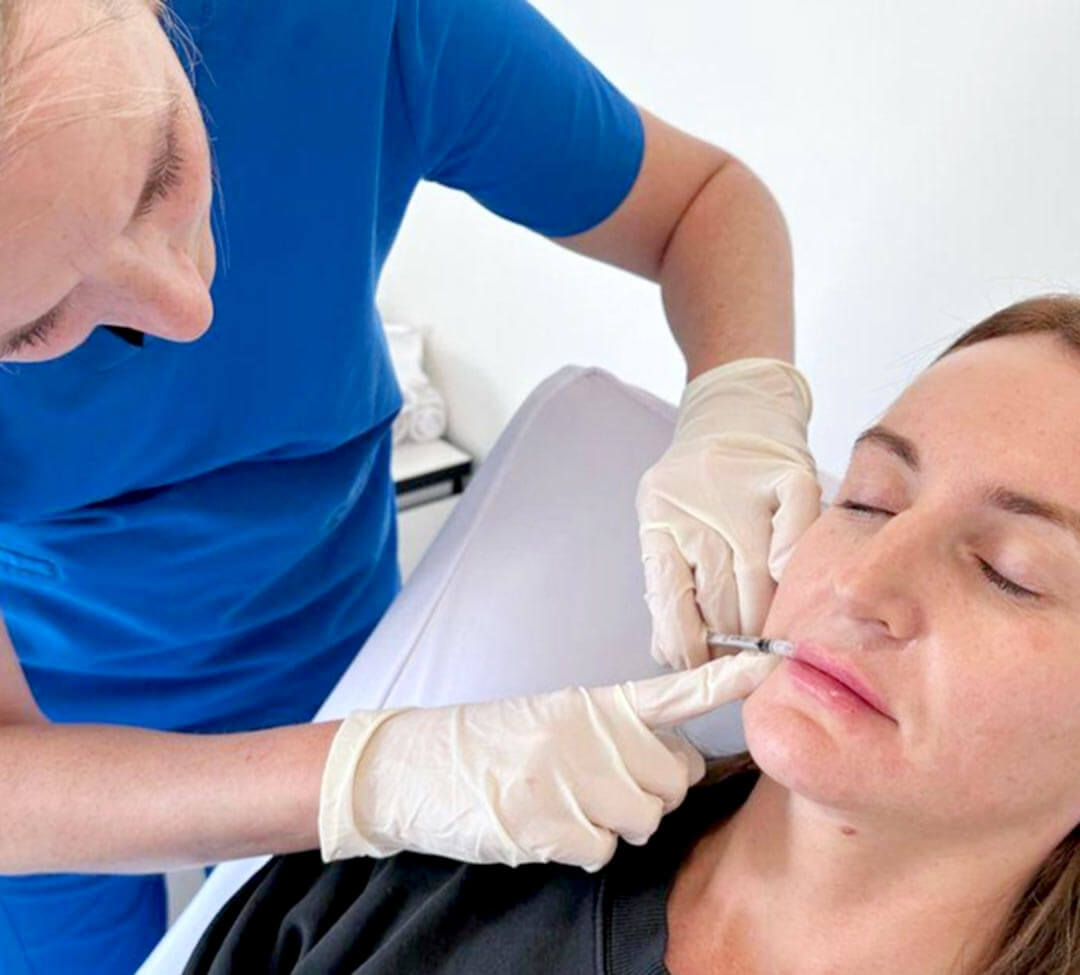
185;774;757;975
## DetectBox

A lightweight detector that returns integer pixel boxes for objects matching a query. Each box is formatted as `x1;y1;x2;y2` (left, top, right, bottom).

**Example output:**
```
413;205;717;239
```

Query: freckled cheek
764;520;843;631
931;629;1080;752
947;687;1080;799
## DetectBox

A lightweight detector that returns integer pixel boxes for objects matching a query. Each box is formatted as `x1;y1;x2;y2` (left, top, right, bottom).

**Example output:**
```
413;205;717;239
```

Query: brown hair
712;293;1080;975
937;293;1080;364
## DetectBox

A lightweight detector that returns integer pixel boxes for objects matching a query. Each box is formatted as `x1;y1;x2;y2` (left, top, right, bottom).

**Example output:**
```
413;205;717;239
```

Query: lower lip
786;659;885;718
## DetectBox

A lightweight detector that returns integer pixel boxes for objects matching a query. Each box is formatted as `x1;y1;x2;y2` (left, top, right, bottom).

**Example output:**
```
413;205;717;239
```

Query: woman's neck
665;774;1050;975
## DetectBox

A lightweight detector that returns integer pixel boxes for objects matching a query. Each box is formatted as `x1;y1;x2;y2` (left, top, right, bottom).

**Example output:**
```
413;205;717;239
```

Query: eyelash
836;500;1040;600
135;134;184;219
20;320;57;348
4;310;62;356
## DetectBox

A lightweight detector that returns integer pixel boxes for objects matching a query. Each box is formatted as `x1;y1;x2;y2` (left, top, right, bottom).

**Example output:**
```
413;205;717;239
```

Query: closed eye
836;499;1040;600
836;500;892;517
0;305;64;357
978;559;1039;599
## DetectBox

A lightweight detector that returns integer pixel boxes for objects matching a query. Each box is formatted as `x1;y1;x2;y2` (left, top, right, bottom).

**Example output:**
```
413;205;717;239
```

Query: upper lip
792;643;895;720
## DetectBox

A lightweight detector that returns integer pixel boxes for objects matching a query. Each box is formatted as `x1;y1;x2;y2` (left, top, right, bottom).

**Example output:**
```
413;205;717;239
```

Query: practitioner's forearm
658;157;794;380
0;719;340;874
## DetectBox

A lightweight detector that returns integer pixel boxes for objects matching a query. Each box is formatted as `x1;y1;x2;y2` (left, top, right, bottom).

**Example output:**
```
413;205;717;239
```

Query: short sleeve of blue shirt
393;0;645;237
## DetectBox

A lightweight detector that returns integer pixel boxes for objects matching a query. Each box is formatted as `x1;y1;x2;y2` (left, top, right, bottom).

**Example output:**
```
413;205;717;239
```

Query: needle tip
766;639;797;658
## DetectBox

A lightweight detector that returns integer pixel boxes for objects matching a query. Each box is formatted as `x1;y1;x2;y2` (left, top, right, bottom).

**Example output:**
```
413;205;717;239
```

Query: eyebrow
853;424;1080;545
0;94;180;359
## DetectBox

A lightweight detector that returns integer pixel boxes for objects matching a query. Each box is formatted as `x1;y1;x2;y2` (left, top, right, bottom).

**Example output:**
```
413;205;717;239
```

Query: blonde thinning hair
0;0;175;169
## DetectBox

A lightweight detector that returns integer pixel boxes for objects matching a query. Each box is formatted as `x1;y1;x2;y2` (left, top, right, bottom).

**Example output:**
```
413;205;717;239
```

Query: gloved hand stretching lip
637;357;821;670
319;649;779;872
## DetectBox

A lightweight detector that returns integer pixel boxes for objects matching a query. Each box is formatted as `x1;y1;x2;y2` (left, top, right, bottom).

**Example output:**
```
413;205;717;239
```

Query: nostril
103;326;145;347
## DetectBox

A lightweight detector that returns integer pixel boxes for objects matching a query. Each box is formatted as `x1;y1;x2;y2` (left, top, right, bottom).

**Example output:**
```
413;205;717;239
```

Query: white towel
404;383;447;443
385;322;448;445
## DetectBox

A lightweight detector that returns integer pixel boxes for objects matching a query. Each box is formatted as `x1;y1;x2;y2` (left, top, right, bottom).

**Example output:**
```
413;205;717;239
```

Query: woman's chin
742;693;876;809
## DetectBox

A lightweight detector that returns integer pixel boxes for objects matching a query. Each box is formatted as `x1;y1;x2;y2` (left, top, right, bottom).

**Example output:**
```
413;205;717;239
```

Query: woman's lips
786;644;895;721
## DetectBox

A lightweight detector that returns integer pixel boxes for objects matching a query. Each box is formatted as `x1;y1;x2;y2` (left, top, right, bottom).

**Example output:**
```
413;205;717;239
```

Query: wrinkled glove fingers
655;731;707;812
623;652;782;729
768;468;823;581
682;528;738;650
590;691;699;814
558;825;619;873
565;751;666;850
579;788;666;849
588;731;703;839
610;724;701;816
733;551;776;639
640;528;708;669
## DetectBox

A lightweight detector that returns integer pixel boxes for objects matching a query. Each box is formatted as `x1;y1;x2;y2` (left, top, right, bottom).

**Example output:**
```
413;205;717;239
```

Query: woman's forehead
879;333;1080;484
900;332;1080;411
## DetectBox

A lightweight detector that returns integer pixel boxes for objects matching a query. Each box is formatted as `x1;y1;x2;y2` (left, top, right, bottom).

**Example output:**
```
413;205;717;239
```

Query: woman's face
0;0;214;361
747;332;1080;843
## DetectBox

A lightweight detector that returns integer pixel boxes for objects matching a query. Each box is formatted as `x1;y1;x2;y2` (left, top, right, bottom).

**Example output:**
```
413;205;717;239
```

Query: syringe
706;633;797;658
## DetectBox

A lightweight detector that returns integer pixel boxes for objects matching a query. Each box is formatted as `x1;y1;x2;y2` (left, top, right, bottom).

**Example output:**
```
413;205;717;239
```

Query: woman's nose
830;516;925;641
91;235;213;343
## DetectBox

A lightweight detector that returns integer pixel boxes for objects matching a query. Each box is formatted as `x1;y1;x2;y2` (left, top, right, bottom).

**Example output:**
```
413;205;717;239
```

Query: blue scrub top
0;0;644;733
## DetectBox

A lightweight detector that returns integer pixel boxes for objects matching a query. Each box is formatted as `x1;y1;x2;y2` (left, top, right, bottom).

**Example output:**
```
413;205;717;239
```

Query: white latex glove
637;357;820;670
319;650;778;872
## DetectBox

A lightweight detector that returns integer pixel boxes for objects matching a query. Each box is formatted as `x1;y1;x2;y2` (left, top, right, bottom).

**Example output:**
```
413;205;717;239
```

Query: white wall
377;0;1080;479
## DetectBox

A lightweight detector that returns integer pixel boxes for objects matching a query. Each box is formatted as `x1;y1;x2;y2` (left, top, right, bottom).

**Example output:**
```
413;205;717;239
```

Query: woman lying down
186;295;1080;975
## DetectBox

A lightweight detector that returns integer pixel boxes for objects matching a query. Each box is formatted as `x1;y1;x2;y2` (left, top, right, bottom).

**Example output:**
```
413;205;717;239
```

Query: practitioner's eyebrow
854;424;1080;545
0;93;180;359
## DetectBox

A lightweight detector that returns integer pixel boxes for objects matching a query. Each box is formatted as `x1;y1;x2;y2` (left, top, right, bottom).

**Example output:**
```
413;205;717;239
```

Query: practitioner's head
742;294;1080;970
0;0;214;362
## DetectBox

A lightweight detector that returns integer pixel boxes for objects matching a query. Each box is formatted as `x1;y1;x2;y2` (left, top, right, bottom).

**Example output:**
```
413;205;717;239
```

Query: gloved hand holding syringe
636;359;820;671
319;635;790;872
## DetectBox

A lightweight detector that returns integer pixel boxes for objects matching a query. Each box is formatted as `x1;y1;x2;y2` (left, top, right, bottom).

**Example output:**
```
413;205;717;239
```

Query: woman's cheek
765;519;840;631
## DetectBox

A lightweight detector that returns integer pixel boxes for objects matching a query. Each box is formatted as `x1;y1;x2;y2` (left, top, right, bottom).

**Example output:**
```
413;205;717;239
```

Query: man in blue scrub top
0;0;820;970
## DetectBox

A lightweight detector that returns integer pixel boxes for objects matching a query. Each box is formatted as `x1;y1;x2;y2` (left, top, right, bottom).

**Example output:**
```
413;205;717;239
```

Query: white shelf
391;439;472;484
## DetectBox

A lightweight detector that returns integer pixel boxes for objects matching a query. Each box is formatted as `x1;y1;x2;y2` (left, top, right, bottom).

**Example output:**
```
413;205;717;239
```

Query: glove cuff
318;707;413;862
676;357;813;447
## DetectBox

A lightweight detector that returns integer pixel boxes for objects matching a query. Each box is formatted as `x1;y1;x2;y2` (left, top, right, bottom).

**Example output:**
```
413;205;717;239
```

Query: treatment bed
140;365;799;973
